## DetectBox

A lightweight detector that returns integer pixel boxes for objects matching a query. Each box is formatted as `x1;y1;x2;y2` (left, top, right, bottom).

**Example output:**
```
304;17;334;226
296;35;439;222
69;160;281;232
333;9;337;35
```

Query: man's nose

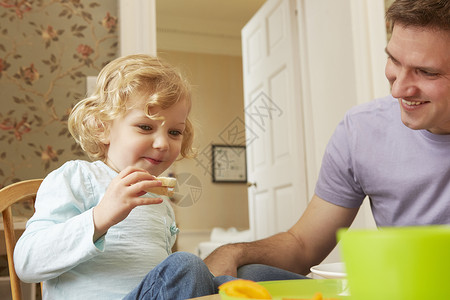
390;69;417;99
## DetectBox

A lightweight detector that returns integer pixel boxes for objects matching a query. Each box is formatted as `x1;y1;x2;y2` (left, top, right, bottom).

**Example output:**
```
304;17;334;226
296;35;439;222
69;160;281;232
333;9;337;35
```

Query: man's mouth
401;98;428;106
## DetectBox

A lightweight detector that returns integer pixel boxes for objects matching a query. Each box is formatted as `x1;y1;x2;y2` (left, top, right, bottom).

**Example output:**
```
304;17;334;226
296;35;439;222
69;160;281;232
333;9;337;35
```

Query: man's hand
92;166;163;241
205;195;360;278
204;244;242;277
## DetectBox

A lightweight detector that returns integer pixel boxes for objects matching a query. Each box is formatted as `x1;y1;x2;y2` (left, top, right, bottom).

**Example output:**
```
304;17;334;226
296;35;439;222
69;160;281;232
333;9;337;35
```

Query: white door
242;0;308;240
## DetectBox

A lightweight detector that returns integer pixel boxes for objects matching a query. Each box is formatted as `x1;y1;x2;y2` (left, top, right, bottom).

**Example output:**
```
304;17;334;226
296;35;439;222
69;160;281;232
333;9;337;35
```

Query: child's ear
99;132;110;145
98;122;110;145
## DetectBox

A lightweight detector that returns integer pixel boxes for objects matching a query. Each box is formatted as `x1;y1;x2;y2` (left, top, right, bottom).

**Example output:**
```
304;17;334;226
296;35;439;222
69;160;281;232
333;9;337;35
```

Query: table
190;278;349;299
189;295;220;300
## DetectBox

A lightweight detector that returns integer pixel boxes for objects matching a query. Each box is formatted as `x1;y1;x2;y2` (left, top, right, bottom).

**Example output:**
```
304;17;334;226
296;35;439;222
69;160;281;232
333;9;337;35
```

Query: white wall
298;0;390;201
296;0;390;262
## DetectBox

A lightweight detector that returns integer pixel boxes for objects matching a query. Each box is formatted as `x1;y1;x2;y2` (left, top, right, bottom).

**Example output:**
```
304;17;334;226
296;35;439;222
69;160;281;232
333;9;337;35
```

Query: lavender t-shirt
315;95;450;227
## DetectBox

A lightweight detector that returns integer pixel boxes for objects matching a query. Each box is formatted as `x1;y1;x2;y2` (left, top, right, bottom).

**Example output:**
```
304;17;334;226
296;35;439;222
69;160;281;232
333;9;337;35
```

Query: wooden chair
0;179;43;300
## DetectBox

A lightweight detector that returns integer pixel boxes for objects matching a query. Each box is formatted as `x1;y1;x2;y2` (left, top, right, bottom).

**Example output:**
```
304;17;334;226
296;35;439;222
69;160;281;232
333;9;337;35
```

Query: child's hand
92;166;164;241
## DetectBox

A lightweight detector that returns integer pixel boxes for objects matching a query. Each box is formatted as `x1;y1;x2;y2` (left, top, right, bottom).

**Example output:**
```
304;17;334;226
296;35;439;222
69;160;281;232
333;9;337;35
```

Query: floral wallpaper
0;0;118;188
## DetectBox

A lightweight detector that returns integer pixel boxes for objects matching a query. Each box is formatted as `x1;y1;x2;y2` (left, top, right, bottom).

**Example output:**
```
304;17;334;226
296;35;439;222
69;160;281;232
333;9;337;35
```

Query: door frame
118;0;157;56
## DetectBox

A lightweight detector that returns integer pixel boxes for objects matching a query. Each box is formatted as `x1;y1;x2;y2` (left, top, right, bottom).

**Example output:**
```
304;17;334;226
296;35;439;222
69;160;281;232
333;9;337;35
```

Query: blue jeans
124;252;308;299
237;264;310;281
123;252;234;300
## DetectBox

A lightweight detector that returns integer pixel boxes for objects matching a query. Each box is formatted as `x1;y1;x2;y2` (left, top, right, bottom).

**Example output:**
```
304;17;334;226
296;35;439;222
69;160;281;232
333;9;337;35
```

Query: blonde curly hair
68;54;194;161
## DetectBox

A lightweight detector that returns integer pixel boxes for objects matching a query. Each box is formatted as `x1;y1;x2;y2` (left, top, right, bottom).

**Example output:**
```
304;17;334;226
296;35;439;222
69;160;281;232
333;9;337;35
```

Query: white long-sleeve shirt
14;160;178;299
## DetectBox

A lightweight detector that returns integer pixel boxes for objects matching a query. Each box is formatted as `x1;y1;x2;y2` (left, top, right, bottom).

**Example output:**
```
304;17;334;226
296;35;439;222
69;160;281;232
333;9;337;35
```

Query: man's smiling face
385;24;450;134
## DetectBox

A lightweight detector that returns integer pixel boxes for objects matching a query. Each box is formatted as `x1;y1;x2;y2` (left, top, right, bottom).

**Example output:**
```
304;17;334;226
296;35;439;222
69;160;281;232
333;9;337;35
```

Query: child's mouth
146;157;162;165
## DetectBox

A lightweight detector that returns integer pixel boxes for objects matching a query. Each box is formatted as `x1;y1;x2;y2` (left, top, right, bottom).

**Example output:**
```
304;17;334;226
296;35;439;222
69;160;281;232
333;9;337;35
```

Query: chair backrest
0;179;43;300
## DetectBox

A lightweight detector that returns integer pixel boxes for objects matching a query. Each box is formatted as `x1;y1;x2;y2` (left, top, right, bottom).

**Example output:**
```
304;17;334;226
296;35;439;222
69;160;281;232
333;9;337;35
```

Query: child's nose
153;133;169;151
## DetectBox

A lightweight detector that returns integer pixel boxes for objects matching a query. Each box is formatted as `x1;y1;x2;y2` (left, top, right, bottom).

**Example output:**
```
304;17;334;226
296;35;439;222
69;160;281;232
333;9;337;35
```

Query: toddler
14;54;220;299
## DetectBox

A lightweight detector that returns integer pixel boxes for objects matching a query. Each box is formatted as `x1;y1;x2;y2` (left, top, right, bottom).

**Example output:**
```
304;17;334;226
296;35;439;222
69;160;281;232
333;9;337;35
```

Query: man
204;0;450;280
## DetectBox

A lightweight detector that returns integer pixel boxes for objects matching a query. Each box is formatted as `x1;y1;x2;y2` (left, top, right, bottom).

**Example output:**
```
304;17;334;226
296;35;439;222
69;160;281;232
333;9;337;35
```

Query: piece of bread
145;176;176;196
155;176;176;188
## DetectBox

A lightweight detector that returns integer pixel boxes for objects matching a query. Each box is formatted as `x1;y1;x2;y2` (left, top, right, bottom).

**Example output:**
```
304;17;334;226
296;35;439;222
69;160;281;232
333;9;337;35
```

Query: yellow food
219;279;272;299
219;280;339;300
312;292;323;300
145;186;173;196
155;176;176;187
145;177;176;196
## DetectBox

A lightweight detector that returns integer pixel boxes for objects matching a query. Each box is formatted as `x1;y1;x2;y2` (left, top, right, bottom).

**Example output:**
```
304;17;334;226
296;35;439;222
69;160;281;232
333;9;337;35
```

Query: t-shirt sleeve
314;114;366;208
14;161;103;283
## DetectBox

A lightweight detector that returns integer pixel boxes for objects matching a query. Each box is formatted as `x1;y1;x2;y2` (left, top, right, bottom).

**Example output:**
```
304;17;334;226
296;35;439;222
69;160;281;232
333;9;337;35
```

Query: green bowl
338;225;450;300
219;278;349;299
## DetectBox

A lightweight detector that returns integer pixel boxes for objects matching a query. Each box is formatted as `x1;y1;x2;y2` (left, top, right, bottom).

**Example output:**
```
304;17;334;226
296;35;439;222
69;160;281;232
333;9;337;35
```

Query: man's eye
419;69;439;77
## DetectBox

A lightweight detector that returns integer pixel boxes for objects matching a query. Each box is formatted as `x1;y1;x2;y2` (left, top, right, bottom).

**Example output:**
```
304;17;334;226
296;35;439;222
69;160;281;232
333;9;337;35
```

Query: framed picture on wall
212;144;247;183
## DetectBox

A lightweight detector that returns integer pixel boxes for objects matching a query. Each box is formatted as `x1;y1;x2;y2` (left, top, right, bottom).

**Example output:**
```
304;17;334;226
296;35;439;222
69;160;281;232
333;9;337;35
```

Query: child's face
103;93;189;176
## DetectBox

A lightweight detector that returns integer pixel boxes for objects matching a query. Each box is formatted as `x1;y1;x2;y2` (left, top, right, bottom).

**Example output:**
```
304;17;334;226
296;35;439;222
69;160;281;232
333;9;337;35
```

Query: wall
0;0;118;187
296;0;392;263
300;0;391;199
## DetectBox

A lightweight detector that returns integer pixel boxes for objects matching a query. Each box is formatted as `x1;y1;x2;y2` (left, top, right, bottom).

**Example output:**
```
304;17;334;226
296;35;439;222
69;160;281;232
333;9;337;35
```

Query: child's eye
138;125;152;131
169;130;183;136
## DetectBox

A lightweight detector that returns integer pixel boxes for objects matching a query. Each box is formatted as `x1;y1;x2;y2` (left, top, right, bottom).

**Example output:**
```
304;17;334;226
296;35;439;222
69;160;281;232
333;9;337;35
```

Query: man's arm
204;194;359;276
